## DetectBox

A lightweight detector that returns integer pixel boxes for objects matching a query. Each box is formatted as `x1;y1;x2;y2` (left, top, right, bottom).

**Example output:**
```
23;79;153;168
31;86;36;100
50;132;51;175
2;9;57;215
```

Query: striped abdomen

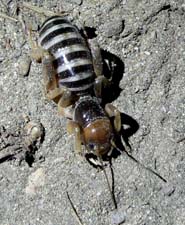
38;16;95;95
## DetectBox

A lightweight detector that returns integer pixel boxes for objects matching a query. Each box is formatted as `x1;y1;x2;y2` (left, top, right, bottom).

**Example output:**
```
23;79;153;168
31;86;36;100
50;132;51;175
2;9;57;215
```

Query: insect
28;14;121;210
0;5;167;225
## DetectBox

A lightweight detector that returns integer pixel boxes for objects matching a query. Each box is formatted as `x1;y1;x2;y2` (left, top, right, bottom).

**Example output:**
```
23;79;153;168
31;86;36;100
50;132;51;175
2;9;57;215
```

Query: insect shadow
101;49;124;105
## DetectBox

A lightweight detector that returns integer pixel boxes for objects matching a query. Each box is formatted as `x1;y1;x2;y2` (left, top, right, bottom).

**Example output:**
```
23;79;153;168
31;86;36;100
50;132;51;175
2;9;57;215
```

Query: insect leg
105;104;121;132
28;24;60;98
40;51;64;102
87;39;111;99
88;39;103;77
58;89;78;108
27;25;45;62
66;120;83;155
94;75;110;99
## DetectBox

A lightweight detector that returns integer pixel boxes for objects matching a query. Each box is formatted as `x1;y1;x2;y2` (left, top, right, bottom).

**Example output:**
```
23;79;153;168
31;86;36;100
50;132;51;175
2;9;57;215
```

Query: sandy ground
0;1;185;225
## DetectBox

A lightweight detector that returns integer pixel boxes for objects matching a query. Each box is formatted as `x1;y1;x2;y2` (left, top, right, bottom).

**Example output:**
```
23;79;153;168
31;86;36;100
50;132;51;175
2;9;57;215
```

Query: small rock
100;19;123;37
145;51;151;56
25;168;45;195
24;120;44;147
100;0;121;12
0;56;4;62
68;0;82;5
150;30;157;40
163;184;175;196
110;209;126;224
18;55;31;77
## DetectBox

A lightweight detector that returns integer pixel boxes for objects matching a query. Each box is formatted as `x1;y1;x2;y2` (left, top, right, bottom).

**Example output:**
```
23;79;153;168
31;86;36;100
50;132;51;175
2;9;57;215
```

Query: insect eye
88;143;95;150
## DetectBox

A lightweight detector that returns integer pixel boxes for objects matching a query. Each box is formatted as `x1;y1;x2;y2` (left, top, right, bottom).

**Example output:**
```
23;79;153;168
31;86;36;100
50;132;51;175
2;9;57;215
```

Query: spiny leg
27;28;67;104
87;39;111;98
41;51;62;99
27;25;44;62
78;24;102;76
58;89;78;108
66;120;83;155
94;75;110;99
88;39;103;77
41;52;77;106
105;103;131;153
57;89;78;119
28;25;60;100
28;26;78;106
57;101;74;119
105;103;121;133
30;42;64;102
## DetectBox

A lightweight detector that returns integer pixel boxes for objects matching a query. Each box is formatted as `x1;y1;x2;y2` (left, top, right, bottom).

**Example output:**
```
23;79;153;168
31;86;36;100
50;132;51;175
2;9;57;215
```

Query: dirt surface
0;1;185;225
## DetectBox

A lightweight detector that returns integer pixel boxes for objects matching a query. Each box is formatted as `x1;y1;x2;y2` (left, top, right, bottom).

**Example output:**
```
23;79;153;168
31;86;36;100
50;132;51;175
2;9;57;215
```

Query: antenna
99;156;117;209
66;191;85;225
111;139;167;183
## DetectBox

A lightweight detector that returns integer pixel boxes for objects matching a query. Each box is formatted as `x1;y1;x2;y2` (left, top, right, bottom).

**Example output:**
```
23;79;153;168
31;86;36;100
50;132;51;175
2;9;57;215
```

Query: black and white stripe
38;16;95;94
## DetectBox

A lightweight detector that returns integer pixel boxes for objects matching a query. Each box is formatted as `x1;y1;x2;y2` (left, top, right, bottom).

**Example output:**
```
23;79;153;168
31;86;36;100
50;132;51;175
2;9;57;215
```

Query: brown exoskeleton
66;95;121;158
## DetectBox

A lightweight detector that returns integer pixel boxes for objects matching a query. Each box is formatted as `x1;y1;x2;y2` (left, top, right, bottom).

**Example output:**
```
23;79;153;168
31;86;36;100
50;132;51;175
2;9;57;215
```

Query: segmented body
38;16;95;95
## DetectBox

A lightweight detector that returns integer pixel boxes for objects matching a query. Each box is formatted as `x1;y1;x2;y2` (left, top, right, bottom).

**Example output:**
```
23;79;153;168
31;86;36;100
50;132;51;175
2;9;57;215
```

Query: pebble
100;0;121;12
18;55;31;77
25;168;45;195
163;184;175;196
110;209;126;224
68;0;82;5
24;120;45;147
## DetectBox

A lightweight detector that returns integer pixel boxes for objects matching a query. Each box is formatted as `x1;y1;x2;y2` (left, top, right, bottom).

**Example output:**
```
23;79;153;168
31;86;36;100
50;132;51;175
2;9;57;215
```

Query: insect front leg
104;103;133;157
57;88;78;119
57;89;78;108
66;120;83;155
94;75;110;99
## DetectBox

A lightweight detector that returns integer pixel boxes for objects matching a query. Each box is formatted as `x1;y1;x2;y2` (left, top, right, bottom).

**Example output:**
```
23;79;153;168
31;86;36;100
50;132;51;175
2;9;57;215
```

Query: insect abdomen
38;16;95;95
